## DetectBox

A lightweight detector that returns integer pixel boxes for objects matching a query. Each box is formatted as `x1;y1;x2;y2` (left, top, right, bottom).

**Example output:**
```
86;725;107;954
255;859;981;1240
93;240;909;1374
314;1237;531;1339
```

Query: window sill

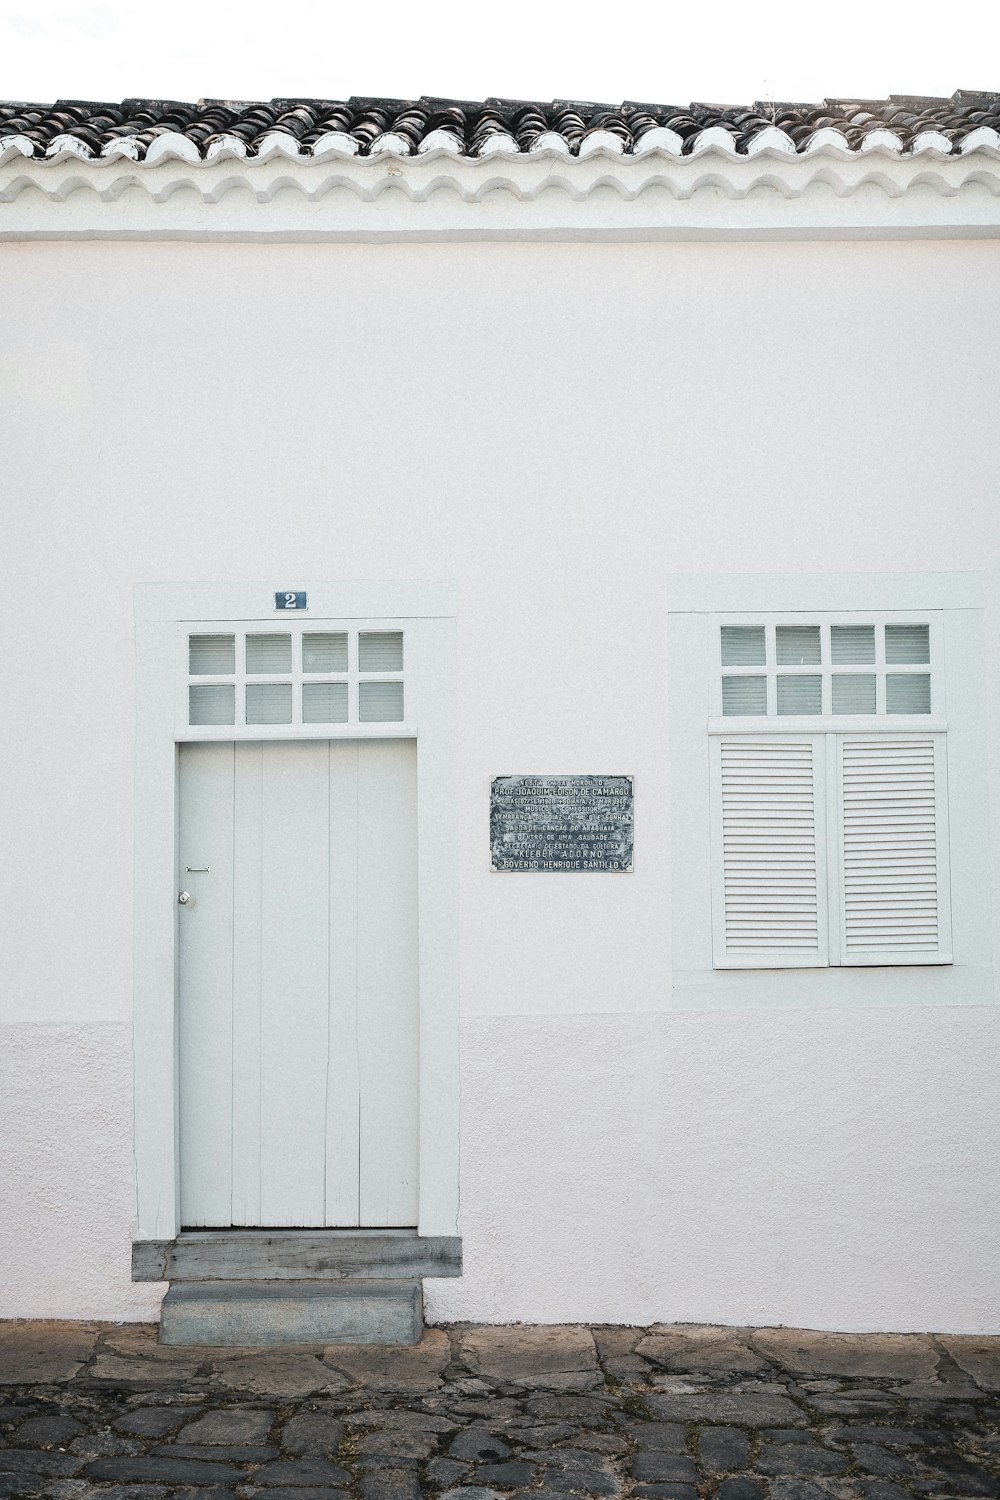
671;963;993;1012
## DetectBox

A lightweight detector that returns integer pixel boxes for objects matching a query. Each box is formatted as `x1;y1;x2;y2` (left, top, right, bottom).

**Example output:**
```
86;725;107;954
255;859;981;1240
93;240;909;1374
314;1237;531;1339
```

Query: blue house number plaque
275;591;307;610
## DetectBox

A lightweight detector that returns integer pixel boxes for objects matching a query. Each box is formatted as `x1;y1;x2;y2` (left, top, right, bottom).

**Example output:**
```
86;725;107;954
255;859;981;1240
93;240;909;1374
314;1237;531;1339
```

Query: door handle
178;891;192;905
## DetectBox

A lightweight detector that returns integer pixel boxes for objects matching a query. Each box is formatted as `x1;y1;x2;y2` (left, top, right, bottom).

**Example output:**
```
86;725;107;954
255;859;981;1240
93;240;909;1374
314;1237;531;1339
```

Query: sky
1;0;999;110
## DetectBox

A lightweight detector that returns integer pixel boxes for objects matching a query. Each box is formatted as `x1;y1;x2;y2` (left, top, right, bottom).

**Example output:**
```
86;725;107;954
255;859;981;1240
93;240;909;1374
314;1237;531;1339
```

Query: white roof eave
1;138;999;240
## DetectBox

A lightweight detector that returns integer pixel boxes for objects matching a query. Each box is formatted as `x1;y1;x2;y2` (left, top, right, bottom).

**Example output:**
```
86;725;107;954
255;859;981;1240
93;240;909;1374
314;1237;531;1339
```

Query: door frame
133;580;459;1243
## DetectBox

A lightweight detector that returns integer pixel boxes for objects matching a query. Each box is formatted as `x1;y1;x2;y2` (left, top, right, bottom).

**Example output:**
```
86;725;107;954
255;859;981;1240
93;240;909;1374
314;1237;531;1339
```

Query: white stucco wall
1;237;997;1328
427;1007;1000;1332
1;1026;163;1320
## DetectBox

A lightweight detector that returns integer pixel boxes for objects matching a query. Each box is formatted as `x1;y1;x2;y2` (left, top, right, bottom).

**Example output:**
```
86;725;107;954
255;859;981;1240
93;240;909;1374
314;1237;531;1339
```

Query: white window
183;626;405;733
710;616;950;968
667;575;992;1011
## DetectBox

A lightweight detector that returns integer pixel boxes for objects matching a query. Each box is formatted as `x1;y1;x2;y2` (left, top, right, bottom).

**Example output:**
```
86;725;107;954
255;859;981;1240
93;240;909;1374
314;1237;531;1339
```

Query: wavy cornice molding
2;135;1000;240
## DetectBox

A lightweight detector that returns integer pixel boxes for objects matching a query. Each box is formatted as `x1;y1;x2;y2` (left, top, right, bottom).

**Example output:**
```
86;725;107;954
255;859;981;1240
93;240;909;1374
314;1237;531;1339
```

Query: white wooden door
177;739;419;1227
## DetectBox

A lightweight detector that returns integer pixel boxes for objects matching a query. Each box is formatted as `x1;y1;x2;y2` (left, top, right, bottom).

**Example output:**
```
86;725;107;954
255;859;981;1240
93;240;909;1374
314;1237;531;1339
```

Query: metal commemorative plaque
490;775;633;872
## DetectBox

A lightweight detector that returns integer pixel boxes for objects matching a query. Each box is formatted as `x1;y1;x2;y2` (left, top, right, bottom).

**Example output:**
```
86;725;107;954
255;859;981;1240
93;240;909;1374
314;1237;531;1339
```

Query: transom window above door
186;628;404;728
720;620;933;718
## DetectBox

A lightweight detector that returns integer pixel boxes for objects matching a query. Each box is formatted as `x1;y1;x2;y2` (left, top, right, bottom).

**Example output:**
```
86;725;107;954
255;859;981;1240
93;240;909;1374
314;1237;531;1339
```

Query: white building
1;92;999;1342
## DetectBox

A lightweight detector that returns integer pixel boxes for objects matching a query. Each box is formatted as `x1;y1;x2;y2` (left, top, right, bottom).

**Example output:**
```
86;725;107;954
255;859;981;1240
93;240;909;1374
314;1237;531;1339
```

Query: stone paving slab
939;1339;1000;1394
0;1322;998;1499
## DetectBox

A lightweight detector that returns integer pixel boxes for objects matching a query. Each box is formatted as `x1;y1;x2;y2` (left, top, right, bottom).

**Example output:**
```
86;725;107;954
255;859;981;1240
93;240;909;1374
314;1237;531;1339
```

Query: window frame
713;611;944;726
666;572;993;1012
178;620;409;737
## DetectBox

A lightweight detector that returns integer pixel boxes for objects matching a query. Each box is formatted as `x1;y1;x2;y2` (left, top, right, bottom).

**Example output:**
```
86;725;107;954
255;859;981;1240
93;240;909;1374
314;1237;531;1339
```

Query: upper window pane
302;632;348;673
831;625;875;665
246;634;292;674
359;681;404;722
886;674;931;714
722;676;766;716
358;631;403;672
302;682;348;724
246;683;292;724
721;626;765;667
885;624;930;664
189;683;235;724
832;674;876;714
776;626;821;665
189;634;235;675
777;675;822;715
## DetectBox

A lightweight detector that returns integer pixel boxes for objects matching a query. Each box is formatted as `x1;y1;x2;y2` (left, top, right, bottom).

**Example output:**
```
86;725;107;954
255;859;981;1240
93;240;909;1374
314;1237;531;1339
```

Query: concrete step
133;1230;462;1282
159;1278;423;1346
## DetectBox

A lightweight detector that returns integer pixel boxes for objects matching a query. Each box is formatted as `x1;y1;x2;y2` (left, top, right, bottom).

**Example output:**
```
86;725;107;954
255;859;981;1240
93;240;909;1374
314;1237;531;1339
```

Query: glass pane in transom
721;626;765;667
246;683;293;724
886;674;931;713
302;632;348;673
832;674;876;714
885;624;930;664
722;676;766;715
359;681;404;721
831;625;875;664
777;674;822;714
358;631;403;672
246;634;292;674
189;683;235;724
189;634;235;675
776;625;821;665
302;682;349;723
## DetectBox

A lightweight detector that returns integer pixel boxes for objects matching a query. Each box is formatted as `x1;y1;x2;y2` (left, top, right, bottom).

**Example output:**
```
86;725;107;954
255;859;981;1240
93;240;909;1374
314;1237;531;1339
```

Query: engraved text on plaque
490;775;633;872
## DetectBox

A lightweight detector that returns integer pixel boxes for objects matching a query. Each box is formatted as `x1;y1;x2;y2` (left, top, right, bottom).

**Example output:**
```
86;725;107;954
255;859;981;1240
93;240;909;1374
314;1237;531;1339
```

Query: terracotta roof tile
1;92;998;161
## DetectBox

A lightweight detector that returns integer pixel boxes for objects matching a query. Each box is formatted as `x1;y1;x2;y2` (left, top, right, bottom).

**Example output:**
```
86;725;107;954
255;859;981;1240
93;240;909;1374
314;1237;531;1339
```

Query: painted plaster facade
1;140;998;1331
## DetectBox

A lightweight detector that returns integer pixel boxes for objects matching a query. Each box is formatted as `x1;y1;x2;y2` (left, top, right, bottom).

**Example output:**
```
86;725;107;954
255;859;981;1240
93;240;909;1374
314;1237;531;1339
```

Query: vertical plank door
177;739;418;1227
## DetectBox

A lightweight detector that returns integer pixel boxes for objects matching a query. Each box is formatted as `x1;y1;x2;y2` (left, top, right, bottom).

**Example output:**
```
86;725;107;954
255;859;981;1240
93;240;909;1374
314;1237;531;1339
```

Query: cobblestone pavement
1;1322;998;1500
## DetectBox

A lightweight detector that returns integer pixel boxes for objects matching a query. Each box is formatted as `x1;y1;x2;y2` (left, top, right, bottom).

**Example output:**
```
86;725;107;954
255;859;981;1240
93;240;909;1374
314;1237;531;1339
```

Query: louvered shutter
835;735;952;964
710;736;829;967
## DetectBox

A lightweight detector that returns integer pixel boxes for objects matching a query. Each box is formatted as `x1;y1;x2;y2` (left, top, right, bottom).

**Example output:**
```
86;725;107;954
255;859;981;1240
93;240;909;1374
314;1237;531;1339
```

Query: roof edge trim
1;146;999;240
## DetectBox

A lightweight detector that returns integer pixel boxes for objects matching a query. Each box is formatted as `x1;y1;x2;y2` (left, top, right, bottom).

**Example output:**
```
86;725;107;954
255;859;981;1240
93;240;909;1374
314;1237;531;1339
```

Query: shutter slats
839;736;947;962
715;738;826;964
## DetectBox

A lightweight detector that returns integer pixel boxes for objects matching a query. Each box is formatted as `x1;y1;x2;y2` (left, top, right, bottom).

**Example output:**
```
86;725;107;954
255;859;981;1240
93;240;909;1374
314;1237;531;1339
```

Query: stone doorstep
159;1278;423;1348
132;1230;462;1283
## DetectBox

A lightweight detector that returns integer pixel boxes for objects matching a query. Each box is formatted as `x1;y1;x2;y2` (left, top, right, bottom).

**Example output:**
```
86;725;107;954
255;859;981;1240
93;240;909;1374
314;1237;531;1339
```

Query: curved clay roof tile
468;111;508;147
735;126;772;152
428;106;466;131
591;118;631;141
351;123;383;150
392;108;430;139
2;92;999;162
512;110;548;148
272;115;306;138
552;108;586;138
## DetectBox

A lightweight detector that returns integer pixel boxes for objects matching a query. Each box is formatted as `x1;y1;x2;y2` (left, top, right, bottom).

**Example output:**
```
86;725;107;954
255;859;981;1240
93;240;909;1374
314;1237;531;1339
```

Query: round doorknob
178;891;192;905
